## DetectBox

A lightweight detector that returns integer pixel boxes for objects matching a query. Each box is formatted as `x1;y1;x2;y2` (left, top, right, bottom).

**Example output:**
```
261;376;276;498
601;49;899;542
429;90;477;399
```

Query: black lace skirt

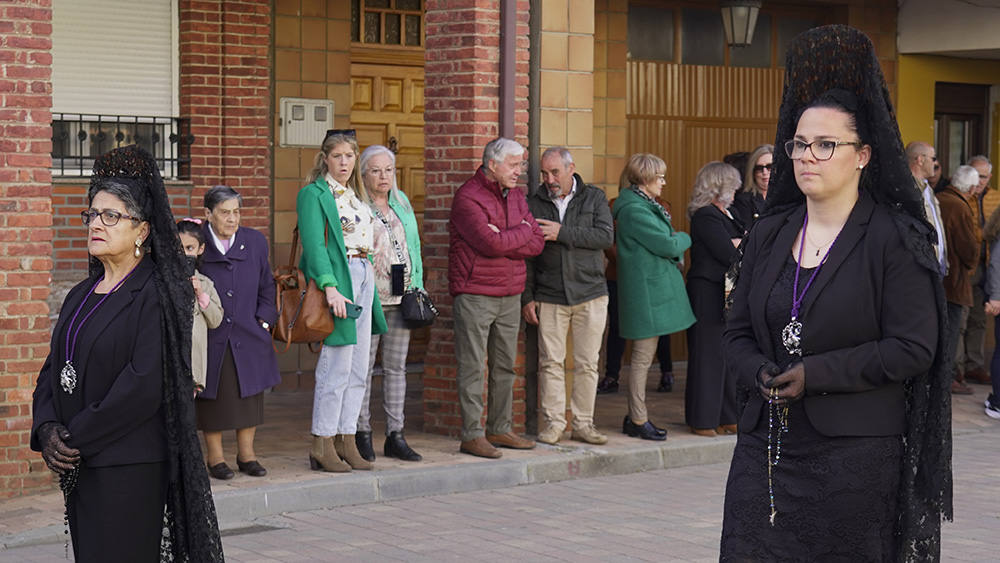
720;402;902;562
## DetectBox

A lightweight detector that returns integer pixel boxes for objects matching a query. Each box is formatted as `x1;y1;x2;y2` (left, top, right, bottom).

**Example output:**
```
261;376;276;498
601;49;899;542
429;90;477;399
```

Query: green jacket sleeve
296;182;339;289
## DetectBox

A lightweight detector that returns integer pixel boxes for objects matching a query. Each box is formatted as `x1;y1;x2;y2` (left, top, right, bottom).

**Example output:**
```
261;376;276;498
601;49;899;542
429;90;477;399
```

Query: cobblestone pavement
4;428;997;562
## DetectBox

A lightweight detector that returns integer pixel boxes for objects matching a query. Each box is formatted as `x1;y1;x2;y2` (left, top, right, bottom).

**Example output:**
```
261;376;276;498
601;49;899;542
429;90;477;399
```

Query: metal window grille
51;114;194;179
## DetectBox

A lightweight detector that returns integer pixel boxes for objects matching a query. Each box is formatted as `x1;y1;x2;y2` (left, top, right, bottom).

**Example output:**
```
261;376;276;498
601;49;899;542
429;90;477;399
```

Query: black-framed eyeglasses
784;139;863;161
81;208;142;227
753;163;773;173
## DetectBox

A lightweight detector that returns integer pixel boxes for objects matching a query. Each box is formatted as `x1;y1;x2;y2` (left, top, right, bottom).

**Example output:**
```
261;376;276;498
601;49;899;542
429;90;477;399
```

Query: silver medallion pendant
782;317;803;356
60;361;77;394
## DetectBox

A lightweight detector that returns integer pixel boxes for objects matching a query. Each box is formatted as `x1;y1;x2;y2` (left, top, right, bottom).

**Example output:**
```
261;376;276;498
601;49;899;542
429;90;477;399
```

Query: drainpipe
527;0;541;195
499;0;516;139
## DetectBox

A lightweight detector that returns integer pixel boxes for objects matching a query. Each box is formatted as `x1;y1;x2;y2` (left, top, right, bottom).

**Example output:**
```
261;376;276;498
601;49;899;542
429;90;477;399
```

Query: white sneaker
537;425;563;445
986;394;1000;420
571;425;608;445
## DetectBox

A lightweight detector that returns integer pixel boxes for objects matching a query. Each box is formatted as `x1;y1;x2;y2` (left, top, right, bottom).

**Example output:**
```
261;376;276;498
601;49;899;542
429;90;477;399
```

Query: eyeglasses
367;166;395;177
81;208;142;227
784;139;863;161
324;128;356;144
753;164;773;173
656;174;666;182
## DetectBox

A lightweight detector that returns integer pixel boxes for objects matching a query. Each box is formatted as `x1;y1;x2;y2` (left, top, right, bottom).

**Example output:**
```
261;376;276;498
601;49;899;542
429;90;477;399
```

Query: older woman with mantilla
31;145;222;561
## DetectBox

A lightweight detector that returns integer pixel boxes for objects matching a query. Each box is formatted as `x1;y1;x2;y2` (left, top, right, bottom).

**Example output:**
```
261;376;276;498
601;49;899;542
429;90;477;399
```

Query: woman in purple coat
196;185;280;479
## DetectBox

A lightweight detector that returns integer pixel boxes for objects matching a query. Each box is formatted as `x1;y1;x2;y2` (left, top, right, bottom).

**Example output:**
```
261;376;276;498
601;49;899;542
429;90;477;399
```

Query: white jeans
311;258;374;436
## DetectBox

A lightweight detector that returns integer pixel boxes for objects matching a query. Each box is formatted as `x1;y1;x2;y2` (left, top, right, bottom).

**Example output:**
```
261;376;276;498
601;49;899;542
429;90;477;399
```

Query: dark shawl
90;145;224;562
730;25;952;561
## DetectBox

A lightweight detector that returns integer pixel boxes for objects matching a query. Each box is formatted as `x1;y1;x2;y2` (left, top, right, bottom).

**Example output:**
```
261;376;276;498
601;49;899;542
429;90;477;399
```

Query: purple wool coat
198;224;280;399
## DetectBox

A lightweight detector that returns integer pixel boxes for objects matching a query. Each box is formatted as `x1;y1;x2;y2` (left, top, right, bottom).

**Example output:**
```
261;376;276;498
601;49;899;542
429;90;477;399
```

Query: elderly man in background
957;155;994;386
448;138;545;458
522;147;614;446
939;165;983;395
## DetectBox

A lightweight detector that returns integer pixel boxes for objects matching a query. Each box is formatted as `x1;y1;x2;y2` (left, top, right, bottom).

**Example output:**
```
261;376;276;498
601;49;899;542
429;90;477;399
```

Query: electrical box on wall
279;98;334;147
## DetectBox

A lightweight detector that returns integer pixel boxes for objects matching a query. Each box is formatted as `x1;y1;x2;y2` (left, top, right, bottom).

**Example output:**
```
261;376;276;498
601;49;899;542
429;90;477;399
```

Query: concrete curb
1;437;736;550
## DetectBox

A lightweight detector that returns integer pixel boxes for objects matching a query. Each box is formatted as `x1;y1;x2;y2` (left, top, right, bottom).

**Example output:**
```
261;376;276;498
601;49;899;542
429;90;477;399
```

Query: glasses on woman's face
656;174;666;182
753;164;773;174
784;139;862;161
81;208;142;227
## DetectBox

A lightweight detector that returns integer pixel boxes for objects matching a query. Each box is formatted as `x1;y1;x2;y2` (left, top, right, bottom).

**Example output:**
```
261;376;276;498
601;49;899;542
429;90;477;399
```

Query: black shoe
356;431;376;462
207;462;235;480
596;377;619;394
236;459;267;477
384;431;422;462
656;372;674;393
633;420;667;441
623;415;667;437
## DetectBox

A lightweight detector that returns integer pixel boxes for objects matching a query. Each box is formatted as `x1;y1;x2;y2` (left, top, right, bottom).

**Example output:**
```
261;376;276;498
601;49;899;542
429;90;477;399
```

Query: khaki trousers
627;336;659;424
537;296;608;431
454;293;520;441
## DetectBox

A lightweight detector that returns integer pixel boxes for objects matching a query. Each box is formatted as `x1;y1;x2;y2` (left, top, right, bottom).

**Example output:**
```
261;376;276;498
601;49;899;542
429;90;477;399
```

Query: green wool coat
386;190;425;290
612;186;695;340
297;177;387;346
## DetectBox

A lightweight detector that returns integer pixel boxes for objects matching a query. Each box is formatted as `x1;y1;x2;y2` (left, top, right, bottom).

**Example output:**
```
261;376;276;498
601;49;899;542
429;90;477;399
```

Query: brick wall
0;0;54;498
179;0;272;233
422;0;531;437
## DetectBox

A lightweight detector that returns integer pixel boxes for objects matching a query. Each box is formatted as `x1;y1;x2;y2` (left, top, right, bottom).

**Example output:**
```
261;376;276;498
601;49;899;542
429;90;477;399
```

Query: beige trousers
537;296;608;431
627;336;659;424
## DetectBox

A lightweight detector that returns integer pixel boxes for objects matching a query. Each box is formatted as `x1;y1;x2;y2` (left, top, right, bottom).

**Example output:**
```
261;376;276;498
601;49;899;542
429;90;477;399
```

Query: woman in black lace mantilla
721;25;951;561
31;145;224;561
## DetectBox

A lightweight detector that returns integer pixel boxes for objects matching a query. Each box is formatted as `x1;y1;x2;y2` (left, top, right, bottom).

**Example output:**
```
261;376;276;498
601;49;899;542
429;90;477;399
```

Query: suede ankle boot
335;434;373;470
309;435;351;472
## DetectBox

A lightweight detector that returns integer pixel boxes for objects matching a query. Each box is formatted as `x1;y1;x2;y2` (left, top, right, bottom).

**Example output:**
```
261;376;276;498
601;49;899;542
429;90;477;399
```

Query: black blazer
687;205;742;285
724;193;939;437
31;258;167;466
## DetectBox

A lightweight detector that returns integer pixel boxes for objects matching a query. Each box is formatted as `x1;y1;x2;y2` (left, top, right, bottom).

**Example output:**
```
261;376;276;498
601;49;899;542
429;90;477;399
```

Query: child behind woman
178;218;224;395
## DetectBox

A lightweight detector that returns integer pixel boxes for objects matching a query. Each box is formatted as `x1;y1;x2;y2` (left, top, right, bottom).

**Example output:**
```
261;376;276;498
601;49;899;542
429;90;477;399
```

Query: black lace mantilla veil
90;145;224;562
725;25;952;561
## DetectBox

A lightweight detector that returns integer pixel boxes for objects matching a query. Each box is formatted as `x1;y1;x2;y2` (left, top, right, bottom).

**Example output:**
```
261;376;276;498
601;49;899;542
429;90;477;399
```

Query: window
351;0;424;47
681;8;724;66
628;4;674;62
51;0;185;177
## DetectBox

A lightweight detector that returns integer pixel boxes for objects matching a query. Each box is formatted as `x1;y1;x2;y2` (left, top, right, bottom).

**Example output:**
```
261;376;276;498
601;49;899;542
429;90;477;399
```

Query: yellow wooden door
627;61;784;360
350;62;426;232
350;61;428;361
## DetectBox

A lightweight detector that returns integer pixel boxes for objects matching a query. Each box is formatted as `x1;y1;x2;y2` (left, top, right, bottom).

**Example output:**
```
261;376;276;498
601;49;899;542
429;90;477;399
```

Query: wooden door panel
351;59;426;362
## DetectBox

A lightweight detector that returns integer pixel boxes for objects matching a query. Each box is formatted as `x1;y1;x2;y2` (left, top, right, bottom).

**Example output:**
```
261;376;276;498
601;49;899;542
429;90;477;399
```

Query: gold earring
134;238;142;258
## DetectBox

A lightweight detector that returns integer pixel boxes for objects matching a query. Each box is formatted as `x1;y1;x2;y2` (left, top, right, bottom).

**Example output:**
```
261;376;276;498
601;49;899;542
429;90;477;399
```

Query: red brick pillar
422;0;531;437
179;0;271;232
0;1;54;497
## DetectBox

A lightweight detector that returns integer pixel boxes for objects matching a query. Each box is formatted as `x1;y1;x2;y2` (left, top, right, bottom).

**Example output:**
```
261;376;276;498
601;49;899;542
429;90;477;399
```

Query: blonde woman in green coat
613;153;695;441
298;131;387;473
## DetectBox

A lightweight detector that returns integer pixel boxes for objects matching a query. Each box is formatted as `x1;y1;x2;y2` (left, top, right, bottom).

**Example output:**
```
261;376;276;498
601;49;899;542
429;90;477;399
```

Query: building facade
2;0;998;497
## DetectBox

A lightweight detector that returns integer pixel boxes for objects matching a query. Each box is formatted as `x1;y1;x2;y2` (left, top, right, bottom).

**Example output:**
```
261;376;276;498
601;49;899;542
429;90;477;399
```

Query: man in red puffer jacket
449;137;545;458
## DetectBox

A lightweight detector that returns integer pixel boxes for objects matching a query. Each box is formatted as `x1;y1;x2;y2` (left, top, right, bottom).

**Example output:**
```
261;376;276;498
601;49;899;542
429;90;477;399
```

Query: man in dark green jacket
522;147;614;445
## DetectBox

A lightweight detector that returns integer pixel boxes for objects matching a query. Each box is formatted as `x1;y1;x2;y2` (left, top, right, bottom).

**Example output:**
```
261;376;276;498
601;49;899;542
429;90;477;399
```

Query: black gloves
37;422;80;475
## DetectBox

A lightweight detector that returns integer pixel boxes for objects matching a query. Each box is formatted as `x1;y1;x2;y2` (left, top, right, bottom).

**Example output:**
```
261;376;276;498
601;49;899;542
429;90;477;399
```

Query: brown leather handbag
273;227;334;353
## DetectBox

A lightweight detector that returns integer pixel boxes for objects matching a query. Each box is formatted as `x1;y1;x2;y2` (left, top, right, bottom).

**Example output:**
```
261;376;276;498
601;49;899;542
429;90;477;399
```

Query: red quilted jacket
448;167;545;296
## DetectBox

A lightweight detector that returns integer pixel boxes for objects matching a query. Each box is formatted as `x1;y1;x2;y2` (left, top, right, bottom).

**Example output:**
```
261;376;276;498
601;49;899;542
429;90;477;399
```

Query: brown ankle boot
309;435;351;472
336;434;373;470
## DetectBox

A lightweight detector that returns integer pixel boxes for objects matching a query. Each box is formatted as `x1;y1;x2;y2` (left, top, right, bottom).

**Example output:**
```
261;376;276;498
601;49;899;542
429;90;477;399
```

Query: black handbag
400;288;439;328
372;206;438;328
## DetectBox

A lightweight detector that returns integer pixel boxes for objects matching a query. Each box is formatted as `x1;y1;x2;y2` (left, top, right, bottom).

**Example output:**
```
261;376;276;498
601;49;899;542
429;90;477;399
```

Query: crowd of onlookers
188;132;999;469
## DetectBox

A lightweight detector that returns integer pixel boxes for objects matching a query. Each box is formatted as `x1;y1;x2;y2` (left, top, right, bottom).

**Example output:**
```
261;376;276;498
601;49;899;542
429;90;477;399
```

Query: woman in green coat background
613;153;695;441
297;130;387;473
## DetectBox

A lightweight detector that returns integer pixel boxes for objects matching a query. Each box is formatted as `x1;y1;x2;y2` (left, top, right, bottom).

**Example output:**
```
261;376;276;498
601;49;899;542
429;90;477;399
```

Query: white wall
898;0;1000;56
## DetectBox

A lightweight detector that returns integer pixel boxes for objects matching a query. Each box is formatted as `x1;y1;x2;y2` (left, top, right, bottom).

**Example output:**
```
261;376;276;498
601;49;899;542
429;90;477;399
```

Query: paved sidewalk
2;428;996;562
2;366;997;555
